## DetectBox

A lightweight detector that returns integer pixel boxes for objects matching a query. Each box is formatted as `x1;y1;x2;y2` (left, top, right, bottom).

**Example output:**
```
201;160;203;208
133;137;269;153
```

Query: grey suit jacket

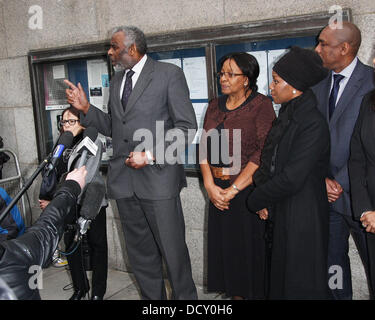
81;57;198;200
312;59;375;216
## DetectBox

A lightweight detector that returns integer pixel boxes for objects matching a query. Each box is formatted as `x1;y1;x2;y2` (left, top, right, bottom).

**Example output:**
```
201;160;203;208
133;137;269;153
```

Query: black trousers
116;195;197;300
64;207;108;297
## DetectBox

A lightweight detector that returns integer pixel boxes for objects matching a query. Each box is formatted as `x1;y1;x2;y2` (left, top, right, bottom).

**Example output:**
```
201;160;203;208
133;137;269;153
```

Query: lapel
318;75;332;121
114;70;125;116
124;57;154;117
329;61;364;127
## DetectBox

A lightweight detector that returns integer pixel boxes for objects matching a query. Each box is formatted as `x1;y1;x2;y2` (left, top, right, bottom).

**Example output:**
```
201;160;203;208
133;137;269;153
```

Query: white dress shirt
120;54;148;100
330;57;358;106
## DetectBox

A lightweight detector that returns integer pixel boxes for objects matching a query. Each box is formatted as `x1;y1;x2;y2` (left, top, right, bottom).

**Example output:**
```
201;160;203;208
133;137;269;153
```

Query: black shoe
69;290;88;300
91;295;103;300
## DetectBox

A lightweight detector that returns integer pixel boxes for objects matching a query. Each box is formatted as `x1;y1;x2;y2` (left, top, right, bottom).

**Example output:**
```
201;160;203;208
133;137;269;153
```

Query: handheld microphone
80;179;106;221
46;131;74;174
77;180;106;234
76;127;98;168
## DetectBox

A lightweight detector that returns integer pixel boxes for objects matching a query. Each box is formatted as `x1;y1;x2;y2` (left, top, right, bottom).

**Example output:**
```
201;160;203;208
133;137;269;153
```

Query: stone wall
0;0;374;298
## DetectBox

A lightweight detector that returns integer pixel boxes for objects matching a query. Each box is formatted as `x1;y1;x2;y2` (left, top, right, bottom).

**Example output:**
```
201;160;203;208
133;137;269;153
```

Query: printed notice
182;57;208;100
247;51;268;96
52;65;65;79
192;103;208;144
160;58;182;69
87;59;109;113
267;49;288;114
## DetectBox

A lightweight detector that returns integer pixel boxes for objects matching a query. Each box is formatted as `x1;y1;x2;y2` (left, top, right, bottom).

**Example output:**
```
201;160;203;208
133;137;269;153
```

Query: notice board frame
28;9;351;176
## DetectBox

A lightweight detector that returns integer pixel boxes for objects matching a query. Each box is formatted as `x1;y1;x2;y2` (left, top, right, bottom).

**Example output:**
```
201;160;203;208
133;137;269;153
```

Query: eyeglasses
60;119;79;126
216;71;245;79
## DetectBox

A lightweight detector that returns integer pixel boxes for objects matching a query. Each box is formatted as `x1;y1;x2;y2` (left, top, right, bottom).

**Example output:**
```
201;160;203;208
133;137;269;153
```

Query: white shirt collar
332;56;358;78
128;54;147;75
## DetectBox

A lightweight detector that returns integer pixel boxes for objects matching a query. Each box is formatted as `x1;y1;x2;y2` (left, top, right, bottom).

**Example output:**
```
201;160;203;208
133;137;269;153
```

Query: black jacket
0;180;81;300
349;91;375;218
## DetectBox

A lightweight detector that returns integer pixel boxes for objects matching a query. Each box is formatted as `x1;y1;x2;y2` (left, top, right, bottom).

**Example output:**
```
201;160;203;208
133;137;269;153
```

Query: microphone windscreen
58;131;74;148
83;127;98;143
79;181;105;220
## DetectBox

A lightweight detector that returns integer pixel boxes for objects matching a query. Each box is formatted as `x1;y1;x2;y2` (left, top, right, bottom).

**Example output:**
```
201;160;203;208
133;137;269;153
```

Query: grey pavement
39;265;226;300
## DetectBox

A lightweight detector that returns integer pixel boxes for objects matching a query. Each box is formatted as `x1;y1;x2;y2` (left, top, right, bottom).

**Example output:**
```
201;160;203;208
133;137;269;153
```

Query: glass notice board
38;57;113;162
148;35;317;171
29;10;350;174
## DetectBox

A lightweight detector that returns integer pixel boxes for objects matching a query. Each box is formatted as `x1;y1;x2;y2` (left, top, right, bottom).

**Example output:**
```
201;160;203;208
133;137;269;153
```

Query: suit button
122;121;126;124
124;139;128;143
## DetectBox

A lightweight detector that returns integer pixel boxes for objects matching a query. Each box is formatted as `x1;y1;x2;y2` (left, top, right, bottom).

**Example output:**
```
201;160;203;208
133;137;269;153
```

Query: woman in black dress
349;56;375;296
200;52;275;299
247;47;330;299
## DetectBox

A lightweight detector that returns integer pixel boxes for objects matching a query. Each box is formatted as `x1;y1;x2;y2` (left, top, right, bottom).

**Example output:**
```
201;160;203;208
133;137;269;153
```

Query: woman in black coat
247;47;330;299
39;106;108;300
349;57;375;294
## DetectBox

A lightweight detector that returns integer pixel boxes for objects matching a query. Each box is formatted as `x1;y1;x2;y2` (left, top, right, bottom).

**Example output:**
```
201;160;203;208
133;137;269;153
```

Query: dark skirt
207;178;267;299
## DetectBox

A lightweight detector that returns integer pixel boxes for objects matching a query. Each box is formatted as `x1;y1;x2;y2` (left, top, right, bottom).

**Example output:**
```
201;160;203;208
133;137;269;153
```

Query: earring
292;89;297;94
244;83;248;87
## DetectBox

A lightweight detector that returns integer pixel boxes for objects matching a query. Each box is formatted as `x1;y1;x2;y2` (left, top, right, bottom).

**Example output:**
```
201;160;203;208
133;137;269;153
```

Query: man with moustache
313;21;375;299
64;26;197;300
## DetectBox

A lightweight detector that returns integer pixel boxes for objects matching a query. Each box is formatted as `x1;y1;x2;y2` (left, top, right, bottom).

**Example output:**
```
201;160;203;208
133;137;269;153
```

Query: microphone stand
0;154;52;225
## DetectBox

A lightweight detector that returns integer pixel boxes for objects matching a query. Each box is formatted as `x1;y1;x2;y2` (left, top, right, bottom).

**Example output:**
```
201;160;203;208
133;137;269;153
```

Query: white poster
182;57;208;100
160;58;182;69
267;49;288;114
87;59;109;113
192;102;208;144
267;49;288;87
247;51;268;95
52;64;65;79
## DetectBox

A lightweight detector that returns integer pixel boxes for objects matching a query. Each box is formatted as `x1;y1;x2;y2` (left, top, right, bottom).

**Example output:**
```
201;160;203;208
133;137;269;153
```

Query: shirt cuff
145;150;155;165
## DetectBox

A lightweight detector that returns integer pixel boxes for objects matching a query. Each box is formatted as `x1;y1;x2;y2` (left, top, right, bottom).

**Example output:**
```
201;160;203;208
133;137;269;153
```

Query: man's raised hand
64;79;90;114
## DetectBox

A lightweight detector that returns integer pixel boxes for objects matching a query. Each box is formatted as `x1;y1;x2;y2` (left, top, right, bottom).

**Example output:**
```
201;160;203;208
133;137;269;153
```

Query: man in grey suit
64;26;198;300
313;21;375;299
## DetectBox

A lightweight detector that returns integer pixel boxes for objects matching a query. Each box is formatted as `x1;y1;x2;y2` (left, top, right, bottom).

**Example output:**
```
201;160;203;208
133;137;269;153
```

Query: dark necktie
328;74;345;120
121;69;135;111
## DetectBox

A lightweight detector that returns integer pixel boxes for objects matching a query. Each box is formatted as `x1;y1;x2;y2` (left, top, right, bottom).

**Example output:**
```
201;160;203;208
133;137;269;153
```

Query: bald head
328;21;361;56
315;22;362;72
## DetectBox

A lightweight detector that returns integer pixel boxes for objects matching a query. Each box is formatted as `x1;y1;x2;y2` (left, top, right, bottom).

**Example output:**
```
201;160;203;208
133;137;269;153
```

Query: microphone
46;131;74;174
76;127;98;168
77;180;106;234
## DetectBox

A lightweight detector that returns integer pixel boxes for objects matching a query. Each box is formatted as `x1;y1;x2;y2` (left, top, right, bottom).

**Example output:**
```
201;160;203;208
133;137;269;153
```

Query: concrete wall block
224;0;375;25
97;0;225;37
181;177;208;231
3;0;100;57
106;199;130;272
186;228;207;287
354;13;375;65
0;58;31;108
0;0;8;59
14;107;38;165
0;108;17;156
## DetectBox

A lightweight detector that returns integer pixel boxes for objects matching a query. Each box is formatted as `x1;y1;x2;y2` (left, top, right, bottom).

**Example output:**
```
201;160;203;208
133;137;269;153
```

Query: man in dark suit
64;26;198;300
313;21;375;299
